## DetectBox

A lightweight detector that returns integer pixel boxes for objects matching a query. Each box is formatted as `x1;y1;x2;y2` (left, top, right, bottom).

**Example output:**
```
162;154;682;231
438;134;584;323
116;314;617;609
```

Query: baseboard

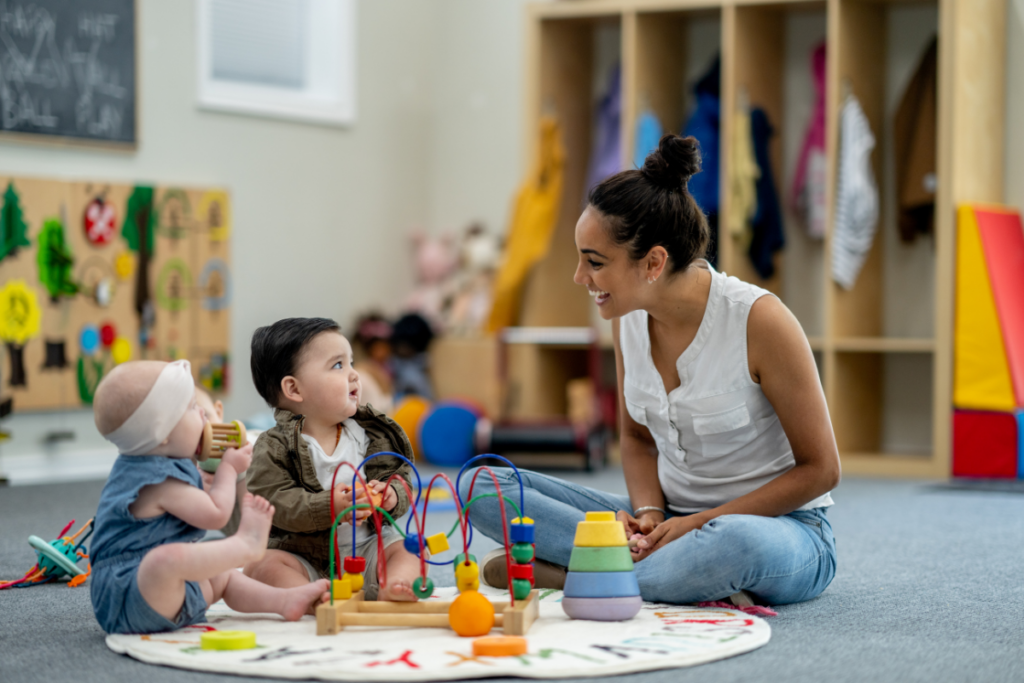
0;447;118;486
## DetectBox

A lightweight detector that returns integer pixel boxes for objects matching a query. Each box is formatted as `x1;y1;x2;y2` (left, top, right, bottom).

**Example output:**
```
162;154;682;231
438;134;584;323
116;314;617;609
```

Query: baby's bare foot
379;578;417;602
235;494;274;564
281;579;330;621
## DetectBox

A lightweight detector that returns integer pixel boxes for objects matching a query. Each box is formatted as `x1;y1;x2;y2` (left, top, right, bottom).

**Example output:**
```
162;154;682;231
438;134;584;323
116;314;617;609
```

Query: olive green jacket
247;405;415;578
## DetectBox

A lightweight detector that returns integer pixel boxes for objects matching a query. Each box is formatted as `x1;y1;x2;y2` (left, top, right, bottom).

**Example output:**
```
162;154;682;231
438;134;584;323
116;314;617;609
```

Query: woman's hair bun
641;134;701;189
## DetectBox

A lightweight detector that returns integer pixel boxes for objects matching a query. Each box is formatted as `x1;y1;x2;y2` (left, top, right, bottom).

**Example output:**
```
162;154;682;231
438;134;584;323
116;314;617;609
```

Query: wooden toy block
199;420;247;460
568;545;634;573
315;589;540;636
573;519;627;547
953;409;1019;478
563;571;641;599
427;532;450;555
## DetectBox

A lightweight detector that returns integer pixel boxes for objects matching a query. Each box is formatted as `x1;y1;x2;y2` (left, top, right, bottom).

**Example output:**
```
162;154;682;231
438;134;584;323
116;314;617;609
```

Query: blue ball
404;533;424;555
420;403;479;466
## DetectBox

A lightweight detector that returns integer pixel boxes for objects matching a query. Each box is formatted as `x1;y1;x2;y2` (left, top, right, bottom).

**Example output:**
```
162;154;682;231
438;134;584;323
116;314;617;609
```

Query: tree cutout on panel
1;182;31;261
37;217;79;301
0;281;41;387
124;186;156;351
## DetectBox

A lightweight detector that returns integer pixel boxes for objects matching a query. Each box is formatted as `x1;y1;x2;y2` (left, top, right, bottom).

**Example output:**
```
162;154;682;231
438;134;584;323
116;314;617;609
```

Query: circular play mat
106;587;770;680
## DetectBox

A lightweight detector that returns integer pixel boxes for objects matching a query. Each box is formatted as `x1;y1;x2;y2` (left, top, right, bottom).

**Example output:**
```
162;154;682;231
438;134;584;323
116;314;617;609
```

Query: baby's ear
280;376;303;403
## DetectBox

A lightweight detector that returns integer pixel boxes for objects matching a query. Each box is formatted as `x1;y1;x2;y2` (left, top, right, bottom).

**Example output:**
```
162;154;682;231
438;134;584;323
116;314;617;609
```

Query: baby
243;317;421;601
89;359;328;634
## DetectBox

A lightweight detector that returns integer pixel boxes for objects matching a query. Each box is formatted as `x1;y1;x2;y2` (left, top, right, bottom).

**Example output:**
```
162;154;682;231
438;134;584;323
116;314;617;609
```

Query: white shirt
620;263;834;513
302;418;372;541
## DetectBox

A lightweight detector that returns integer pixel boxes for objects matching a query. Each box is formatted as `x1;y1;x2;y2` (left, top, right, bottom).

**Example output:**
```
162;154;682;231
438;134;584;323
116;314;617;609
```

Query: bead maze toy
562;512;642;621
0;518;94;590
197;420;247;462
316;454;540;638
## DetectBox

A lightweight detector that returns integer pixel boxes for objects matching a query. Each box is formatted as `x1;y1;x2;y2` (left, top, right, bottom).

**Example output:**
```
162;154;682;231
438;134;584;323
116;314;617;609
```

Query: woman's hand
617;509;665;560
631;514;707;561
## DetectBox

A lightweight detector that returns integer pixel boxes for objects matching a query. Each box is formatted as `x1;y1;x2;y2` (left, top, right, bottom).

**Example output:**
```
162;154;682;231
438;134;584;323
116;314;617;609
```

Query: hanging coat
728;102;759;242
683;57;721;218
748;108;785;280
585;64;622;194
634;110;663;169
832;94;879;290
894;37;938;242
487;117;565;332
791;43;828;239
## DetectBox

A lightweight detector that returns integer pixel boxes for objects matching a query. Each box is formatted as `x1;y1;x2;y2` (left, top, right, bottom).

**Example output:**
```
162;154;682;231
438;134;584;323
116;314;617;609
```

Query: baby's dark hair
250;317;341;407
588;134;709;274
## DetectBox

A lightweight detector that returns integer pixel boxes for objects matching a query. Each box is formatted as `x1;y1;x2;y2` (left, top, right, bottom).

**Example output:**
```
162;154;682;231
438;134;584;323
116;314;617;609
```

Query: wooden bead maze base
315;589;540;637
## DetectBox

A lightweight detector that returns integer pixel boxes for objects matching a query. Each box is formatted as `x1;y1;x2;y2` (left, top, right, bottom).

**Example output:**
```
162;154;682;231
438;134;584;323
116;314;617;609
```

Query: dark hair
587;134;709;274
250;317;341;407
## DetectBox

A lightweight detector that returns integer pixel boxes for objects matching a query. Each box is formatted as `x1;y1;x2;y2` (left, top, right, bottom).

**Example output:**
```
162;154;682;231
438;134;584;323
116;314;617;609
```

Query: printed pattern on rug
106;587;771;681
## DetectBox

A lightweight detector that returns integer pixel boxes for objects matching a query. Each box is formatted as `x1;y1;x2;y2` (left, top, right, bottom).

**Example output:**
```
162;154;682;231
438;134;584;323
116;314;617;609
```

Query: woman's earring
648;276;657;284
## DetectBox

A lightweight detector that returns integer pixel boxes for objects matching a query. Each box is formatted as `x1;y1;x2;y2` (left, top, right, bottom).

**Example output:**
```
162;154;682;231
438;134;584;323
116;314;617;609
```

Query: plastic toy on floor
561;511;642;621
0;518;94;590
316;454;540;638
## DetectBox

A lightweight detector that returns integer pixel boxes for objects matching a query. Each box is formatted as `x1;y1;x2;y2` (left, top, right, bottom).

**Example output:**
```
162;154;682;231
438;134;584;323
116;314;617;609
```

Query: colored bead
511;542;534;564
412;576;434;599
426;532;450;555
332;577;352;600
510;522;535;544
457;576;480;593
404;533;424;554
510;563;533;581
455;559;479;583
454;553;477;567
448;589;495;637
512;578;532;600
344;556;366;574
343;572;364;592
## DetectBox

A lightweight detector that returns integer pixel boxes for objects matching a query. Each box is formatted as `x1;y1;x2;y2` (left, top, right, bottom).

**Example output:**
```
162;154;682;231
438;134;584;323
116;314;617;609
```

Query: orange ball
448;589;495;637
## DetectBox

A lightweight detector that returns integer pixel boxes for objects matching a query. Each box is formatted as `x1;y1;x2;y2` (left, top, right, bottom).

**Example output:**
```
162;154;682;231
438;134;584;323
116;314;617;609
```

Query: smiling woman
462;134;840;607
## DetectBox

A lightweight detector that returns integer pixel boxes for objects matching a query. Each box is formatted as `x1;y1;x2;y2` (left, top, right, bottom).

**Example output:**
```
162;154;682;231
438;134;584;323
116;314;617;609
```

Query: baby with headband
89;359;329;634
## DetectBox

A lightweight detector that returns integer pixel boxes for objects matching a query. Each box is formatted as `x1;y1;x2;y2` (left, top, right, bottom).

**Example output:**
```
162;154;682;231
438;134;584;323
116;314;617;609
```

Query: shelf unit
522;0;1007;478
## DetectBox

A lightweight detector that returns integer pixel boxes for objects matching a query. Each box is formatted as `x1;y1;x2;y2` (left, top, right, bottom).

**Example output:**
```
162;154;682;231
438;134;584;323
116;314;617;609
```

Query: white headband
106;360;195;455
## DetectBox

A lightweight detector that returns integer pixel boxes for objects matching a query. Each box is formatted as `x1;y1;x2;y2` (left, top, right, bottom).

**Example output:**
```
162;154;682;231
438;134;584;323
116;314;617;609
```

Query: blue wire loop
329;451;528;568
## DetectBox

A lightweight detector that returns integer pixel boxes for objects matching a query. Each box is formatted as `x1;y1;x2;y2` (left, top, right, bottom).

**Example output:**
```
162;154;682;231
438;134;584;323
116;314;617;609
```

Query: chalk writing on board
0;0;136;144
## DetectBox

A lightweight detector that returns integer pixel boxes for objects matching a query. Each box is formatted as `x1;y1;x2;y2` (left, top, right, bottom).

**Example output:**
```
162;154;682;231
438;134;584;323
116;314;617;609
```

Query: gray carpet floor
2;467;1023;683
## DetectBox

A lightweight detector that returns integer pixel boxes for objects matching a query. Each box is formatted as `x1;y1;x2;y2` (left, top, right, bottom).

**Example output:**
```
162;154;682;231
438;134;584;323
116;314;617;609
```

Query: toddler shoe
480;548;567;590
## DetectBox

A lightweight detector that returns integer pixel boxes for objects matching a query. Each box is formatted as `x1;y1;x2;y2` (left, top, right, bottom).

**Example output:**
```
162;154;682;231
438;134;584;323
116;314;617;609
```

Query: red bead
100;323;117;347
510;563;534;580
344;556;366;573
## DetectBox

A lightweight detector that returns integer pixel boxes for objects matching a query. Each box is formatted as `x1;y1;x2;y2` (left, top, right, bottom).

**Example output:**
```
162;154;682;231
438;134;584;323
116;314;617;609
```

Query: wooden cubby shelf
524;0;1007;478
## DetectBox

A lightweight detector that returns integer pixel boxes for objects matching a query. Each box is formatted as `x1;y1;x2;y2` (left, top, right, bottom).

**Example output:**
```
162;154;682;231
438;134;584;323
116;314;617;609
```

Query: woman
461;135;838;605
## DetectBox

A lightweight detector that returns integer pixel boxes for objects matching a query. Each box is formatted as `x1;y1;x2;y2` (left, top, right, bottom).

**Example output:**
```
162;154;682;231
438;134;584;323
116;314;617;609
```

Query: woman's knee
701;514;776;566
457;465;509;502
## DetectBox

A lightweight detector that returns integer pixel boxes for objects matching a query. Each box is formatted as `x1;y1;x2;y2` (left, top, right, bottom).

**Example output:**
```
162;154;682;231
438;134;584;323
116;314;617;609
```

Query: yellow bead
455;559;479;582
573;519;627;547
585;511;616;522
332;578;352;600
426;532;450;555
343;572;364;592
457;576;480;593
510;516;534;525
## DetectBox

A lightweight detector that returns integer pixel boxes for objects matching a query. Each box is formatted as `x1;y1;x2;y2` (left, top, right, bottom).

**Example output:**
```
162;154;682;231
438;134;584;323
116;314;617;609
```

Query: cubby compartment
831;350;935;476
720;2;828;341
828;0;938;346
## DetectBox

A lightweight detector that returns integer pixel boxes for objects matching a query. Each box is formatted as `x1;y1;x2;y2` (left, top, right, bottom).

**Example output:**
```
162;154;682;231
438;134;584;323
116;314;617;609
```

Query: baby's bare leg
244;550;312;589
206;570;329;621
377;543;422;602
137;493;273;621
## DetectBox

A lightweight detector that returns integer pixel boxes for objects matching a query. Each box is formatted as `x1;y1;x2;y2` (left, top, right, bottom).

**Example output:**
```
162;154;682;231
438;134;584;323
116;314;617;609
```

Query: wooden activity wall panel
0;176;232;411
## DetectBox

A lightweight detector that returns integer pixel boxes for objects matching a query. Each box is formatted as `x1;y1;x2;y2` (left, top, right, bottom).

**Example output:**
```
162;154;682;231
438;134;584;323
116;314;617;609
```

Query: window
196;0;356;126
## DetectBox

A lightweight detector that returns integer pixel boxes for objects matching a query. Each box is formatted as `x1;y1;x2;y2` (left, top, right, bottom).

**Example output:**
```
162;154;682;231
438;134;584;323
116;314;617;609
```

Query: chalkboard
0;0;136;147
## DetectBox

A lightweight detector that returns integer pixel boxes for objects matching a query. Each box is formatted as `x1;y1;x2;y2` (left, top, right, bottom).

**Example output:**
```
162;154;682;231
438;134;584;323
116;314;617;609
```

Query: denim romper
90;455;208;634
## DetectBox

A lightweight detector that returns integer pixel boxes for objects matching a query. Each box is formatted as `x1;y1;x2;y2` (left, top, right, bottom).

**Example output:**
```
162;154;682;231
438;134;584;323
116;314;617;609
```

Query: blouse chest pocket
623;383;652;427
691;403;758;458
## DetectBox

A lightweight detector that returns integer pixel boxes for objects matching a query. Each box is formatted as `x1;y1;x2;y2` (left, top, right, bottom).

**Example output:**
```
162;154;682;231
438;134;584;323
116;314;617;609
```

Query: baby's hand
220;443;254;475
369;480;397;511
332;485;373;525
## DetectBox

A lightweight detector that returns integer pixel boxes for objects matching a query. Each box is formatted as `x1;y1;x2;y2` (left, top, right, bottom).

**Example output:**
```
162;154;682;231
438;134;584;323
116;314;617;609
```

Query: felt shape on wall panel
953;206;1015;411
0;182;31;261
974;207;1024;407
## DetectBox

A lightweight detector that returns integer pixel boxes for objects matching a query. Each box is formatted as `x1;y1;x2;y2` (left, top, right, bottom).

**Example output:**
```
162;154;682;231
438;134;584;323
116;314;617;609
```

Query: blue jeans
459;467;836;605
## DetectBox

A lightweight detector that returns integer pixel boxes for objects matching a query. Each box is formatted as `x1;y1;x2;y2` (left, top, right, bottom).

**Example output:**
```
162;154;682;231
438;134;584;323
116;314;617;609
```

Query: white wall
0;0;437;482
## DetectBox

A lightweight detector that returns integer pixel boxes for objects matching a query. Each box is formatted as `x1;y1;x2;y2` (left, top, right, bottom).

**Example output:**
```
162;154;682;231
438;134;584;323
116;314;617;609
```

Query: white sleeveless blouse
620;264;834;513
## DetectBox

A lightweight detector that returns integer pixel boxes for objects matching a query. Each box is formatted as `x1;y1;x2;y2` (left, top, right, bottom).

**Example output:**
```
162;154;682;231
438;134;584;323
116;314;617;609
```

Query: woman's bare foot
234;493;275;565
280;579;331;621
379;578;417;602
